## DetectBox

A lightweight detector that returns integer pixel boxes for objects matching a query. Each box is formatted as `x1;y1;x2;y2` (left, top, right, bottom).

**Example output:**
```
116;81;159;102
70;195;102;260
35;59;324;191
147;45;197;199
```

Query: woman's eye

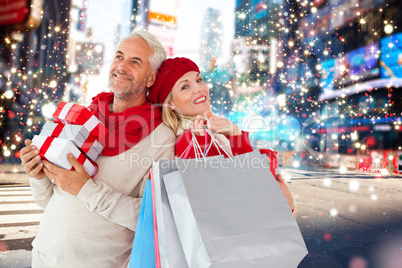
181;85;189;90
197;78;203;82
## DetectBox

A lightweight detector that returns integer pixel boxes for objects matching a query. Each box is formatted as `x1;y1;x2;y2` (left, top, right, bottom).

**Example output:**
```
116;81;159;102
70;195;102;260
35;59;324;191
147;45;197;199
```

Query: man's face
109;36;154;100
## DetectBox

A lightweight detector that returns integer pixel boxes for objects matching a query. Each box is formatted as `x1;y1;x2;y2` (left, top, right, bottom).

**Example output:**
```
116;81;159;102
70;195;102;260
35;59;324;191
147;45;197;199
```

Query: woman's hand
190;115;206;136
205;111;242;136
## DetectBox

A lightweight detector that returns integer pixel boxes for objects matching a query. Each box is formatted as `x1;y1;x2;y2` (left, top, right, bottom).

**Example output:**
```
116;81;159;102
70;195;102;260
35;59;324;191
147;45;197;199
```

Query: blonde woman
147;57;294;212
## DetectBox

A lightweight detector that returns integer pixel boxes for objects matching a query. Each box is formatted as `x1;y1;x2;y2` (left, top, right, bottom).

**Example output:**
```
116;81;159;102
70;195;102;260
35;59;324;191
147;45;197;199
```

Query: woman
147;57;294;211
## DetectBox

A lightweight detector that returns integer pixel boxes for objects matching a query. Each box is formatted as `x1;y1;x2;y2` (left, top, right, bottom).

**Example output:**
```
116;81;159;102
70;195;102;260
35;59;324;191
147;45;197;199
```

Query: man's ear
146;71;157;88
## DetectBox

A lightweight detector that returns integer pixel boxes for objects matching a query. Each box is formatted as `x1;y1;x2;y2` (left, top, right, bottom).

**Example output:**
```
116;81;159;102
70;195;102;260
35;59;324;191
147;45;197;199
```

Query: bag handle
203;126;232;160
178;126;233;160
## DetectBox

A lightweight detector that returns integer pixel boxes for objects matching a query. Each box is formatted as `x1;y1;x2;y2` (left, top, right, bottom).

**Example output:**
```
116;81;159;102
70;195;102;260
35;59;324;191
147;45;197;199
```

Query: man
19;30;175;267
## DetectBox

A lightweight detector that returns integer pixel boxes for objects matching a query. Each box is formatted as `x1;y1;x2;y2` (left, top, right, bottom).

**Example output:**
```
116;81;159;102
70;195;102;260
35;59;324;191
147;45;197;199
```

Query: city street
0;165;401;267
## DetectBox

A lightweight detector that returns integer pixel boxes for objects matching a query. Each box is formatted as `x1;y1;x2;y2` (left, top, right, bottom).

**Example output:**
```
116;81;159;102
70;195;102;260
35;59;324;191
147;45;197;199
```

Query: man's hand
20;139;46;180
42;153;90;196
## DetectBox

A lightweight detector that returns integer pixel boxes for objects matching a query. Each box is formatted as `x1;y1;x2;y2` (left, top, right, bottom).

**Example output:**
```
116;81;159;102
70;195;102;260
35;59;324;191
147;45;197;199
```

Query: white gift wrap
40;122;103;161
31;135;97;177
163;150;308;268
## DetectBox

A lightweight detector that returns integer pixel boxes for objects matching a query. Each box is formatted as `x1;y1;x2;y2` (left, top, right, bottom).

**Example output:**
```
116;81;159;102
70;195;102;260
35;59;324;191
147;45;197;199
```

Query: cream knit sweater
30;123;175;268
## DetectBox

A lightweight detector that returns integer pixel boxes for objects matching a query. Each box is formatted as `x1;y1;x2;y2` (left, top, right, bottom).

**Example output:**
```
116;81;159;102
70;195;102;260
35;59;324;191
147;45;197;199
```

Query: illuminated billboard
380;32;402;79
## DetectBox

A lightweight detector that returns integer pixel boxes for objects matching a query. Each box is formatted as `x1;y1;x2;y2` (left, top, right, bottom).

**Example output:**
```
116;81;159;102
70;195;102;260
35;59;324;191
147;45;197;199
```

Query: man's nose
116;60;129;73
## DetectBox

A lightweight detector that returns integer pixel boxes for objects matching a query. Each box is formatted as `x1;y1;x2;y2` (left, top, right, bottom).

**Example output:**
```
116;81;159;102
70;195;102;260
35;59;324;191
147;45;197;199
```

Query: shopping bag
152;160;188;268
164;150;308;268
129;179;155;268
150;170;161;268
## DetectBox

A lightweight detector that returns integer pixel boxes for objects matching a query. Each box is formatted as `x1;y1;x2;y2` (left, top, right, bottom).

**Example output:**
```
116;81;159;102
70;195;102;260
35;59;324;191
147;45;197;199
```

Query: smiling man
19;30;176;267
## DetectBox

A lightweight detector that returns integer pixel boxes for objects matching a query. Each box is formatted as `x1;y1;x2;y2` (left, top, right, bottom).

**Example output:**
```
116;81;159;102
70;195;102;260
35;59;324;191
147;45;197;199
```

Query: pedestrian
147;57;294;211
19;30;176;267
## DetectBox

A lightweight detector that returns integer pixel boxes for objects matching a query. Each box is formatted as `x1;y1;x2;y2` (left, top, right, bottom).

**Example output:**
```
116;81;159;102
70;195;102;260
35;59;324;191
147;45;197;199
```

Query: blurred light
4;150;11;157
371;194;378;201
355;143;361;148
11;67;16;73
311;7;317;13
388;155;393;161
361;145;366;150
293;161;300;168
351;132;358;141
323;178;331;187
238;13;246;19
288;41;294;47
316;64;322;71
277;61;284;68
27;118;33;126
5;90;14;99
349;204;357;213
339;166;347;173
68;64;78;73
49;80;57;88
277;94;286;106
42;103;56;119
349;180;359;191
10;144;16;150
95;45;103;53
55;26;60;32
330;209;338;217
283;173;291;182
384;24;393;34
331;134;337;140
360;19;366;24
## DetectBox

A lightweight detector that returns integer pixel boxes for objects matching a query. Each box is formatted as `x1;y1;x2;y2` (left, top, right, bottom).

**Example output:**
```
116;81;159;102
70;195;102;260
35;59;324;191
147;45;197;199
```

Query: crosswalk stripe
0;214;43;225
0;187;31;191
0;203;42;212
0;186;43;242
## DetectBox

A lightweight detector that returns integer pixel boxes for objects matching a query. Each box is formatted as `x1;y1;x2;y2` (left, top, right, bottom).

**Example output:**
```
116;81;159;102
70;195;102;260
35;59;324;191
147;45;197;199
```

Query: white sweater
30;123;175;268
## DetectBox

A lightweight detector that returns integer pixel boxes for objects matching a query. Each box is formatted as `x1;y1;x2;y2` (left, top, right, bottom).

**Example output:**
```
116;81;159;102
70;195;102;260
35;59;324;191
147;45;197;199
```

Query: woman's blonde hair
161;92;194;136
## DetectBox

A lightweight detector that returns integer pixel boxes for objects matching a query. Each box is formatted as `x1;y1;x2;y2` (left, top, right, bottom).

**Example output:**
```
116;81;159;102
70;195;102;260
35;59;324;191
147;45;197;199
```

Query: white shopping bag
163;150;308;268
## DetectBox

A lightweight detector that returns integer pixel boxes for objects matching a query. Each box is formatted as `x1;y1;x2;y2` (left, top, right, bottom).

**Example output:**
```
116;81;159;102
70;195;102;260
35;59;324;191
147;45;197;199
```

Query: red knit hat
147;57;200;105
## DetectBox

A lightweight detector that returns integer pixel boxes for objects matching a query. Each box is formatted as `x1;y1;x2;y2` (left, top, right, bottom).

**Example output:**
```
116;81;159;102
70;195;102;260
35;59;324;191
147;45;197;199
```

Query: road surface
0;167;401;267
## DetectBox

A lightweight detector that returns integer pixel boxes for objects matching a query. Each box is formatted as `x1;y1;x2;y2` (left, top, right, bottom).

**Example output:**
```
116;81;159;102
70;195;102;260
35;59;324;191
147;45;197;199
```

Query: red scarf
88;92;162;156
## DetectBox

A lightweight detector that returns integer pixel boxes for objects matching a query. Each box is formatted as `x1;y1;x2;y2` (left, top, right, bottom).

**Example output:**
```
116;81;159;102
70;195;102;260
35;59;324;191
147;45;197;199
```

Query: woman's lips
193;96;207;104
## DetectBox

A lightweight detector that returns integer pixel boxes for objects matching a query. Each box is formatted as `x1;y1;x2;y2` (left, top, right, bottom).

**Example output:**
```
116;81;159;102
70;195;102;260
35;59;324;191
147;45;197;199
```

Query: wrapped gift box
31;135;97;177
52;102;108;146
40;122;103;161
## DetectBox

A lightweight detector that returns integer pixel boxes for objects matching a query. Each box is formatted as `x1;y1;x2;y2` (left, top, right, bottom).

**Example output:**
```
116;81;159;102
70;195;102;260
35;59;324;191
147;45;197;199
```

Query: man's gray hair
117;29;167;72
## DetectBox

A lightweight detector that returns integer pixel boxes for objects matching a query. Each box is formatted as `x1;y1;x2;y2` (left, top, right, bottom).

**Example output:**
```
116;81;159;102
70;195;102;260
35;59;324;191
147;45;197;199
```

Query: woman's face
170;71;210;117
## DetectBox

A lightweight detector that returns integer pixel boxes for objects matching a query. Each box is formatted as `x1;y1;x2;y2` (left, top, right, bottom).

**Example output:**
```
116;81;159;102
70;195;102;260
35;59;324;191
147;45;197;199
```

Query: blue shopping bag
129;179;155;268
